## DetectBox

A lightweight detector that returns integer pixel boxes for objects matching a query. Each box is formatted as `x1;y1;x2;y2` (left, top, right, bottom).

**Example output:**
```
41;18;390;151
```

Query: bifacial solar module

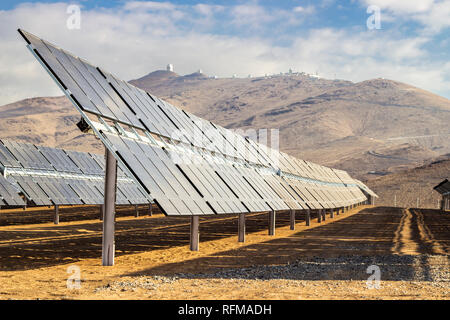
66;150;104;175
0;143;21;168
19;29;377;215
11;175;52;206
38;146;81;173
1;139;152;206
0;175;25;206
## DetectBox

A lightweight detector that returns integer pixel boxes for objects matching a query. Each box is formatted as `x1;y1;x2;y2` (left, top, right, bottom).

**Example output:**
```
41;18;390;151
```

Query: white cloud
123;1;177;11
360;0;435;14
359;0;450;33
413;0;450;33
293;6;316;14
0;1;448;106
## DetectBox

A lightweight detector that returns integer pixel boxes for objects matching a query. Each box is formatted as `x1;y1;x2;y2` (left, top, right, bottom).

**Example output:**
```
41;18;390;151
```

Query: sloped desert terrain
1;70;449;206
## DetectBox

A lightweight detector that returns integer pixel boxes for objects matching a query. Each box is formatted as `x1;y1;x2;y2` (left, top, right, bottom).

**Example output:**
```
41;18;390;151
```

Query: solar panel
38;146;81;173
4;141;54;170
11;175;52;206
18;29;377;216
0;142;21;168
1;139;152;206
0;175;25;206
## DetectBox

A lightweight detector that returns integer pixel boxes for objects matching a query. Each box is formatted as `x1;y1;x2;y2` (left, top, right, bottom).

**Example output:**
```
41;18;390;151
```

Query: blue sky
0;0;449;105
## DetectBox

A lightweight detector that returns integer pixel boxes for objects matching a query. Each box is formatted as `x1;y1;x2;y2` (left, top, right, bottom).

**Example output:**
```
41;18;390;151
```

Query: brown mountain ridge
1;71;449;185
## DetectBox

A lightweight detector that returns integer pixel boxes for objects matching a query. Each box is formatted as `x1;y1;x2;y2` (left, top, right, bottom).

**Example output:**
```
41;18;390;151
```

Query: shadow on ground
1;207;448;282
0;208;303;271
125;207;449;281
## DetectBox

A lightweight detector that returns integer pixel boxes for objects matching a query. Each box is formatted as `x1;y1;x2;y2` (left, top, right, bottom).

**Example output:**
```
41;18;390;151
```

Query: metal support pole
102;148;117;267
99;204;104;221
330;208;334;218
238;213;245;242
317;209;322;223
290;209;295;230
149;203;153;216
190;215;199;251
135;204;139;217
269;210;276;235
305;209;311;226
322;209;326;221
54;205;59;225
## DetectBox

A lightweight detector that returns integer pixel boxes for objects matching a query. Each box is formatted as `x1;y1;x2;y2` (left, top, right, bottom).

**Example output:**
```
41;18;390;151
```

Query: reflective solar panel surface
0;139;151;206
18;29;377;215
0;175;25;206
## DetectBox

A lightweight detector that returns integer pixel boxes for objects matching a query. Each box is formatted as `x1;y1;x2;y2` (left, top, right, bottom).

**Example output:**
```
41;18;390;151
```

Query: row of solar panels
0;140;151;207
18;29;362;184
98;131;367;215
434;179;450;195
19;29;377;216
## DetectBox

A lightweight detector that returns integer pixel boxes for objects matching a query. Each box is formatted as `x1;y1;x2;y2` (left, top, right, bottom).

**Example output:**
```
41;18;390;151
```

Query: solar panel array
0;175;25;206
19;29;377;216
0;140;151;206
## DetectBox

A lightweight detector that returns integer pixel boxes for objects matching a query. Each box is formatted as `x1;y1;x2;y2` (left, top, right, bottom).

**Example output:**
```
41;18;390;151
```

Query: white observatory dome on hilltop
167;64;173;72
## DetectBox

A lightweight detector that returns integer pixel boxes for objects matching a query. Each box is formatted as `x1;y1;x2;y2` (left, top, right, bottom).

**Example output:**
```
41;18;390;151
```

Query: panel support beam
149;203;153;216
99;204;104;221
330;208;334;218
268;210;276;236
190;215;199;251
238;213;245;242
53;205;59;225
135;205;139;218
317;209;322;223
102;148;117;267
305;209;311;226
322;209;326;222
290;209;295;230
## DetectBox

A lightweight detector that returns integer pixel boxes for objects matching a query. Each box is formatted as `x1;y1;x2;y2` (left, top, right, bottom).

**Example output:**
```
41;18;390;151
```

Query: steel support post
290;209;295;230
238;213;245;242
190;215;200;251
269;210;276;235
305;209;311;226
102;148;117;266
54;205;59;225
135;205;139;218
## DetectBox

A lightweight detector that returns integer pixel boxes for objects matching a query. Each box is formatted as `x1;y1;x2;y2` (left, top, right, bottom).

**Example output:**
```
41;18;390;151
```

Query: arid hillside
0;96;101;153
132;72;450;178
1;70;449;180
366;154;450;208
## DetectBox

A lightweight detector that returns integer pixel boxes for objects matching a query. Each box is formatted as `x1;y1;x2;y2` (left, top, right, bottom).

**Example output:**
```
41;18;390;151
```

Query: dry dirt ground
0;205;448;300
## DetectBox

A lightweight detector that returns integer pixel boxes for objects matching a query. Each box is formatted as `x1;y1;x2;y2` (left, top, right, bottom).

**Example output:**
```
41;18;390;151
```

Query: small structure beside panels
18;29;378;265
434;179;450;210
